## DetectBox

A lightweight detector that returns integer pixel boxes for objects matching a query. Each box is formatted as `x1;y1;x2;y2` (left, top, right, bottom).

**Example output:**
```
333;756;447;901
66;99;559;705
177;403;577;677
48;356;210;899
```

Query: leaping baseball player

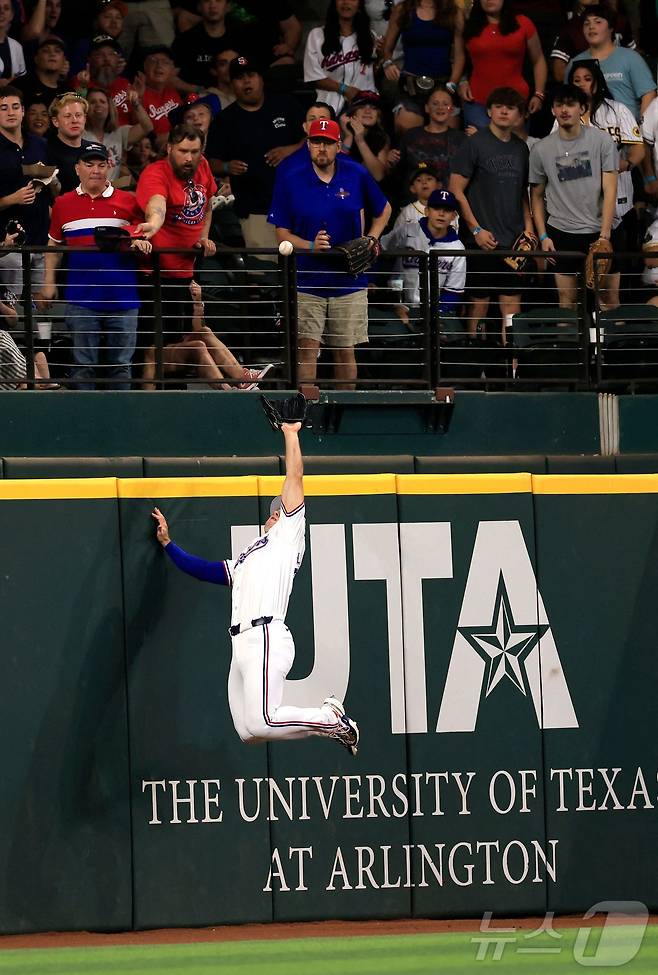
151;406;359;755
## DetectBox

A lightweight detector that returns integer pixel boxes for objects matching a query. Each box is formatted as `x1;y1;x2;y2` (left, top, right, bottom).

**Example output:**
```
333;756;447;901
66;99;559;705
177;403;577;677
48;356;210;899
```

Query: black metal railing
1;245;656;391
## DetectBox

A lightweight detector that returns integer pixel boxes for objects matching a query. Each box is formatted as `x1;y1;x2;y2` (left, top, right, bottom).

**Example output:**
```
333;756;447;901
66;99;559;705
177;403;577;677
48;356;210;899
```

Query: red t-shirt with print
135;155;217;277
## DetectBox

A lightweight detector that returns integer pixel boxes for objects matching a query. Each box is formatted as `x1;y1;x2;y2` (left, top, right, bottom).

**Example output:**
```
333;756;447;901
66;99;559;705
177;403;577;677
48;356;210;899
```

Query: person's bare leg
168;339;226;387
140;345;157;390
331;346;358;389
554;272;578;310
601;271;620;311
196;326;243;378
467;297;490;337
499;294;521;346
298;336;320;383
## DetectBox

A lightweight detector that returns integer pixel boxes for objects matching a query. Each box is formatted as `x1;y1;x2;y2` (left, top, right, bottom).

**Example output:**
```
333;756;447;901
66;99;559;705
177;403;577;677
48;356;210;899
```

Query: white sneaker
238;363;274;390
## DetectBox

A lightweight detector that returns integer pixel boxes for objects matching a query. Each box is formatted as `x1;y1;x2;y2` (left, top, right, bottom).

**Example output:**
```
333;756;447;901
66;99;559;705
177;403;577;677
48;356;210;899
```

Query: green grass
0;926;656;975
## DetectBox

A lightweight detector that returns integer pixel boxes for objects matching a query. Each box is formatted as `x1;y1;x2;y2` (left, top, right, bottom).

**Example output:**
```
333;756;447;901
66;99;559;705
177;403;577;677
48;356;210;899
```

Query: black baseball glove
94;226;133;252
260;392;308;431
503;231;538;272
335;235;381;277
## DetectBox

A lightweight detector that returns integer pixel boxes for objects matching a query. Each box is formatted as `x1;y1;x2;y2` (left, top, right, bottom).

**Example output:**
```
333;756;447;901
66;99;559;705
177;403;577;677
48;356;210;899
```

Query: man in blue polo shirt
269;118;391;387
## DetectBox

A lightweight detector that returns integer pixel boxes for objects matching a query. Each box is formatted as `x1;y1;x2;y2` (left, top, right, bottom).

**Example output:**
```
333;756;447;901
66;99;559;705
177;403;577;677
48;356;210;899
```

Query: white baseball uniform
164;499;342;743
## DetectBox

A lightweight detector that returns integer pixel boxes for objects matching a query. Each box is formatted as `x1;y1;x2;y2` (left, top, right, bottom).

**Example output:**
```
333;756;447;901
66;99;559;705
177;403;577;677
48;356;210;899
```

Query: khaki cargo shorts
297;289;368;347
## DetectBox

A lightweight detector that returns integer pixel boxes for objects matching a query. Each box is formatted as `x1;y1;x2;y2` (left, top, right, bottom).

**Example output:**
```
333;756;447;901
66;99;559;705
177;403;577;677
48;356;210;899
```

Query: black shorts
464;244;524;299
546;223;623;275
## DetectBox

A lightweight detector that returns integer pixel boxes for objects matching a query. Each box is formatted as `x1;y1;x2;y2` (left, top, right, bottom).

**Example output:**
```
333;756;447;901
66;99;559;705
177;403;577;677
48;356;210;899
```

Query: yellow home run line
0;473;658;501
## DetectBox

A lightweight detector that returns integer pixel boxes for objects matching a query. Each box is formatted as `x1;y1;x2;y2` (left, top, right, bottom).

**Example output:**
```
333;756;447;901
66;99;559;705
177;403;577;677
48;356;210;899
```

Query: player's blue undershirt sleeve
164;541;230;585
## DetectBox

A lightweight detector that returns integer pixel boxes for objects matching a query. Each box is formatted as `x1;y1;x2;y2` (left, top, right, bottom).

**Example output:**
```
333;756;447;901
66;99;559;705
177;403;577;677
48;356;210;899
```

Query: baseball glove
260;392;308;431
585;237;613;289
94;226;136;252
504;231;538;272
335;235;381;277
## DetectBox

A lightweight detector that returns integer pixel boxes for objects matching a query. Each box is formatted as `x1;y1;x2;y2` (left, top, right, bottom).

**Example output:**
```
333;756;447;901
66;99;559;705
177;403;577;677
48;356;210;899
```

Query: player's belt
229;615;274;637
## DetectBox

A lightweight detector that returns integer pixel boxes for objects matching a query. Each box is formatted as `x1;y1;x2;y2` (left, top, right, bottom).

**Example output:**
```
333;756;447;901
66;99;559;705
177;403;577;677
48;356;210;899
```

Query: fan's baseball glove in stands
504;231;538;272
260;392;308;431
94;226;143;252
335;235;381;277
585;237;613;289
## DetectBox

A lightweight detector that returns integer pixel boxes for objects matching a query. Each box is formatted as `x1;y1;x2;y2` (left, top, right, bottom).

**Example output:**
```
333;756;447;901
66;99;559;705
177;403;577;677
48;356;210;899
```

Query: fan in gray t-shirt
529;124;618;234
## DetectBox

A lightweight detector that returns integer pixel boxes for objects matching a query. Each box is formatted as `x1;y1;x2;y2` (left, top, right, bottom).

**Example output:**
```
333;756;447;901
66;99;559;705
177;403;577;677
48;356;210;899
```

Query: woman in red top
459;0;547;129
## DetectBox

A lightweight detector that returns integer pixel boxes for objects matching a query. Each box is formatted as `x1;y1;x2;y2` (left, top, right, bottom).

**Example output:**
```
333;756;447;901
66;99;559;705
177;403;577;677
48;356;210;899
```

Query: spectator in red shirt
72;34;135;122
132;45;182;148
459;0;547;130
135;123;217;351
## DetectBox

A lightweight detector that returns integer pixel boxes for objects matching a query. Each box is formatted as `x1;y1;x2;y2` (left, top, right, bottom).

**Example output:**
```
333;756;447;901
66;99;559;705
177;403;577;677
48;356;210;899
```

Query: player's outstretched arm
151;507;231;586
280;422;304;513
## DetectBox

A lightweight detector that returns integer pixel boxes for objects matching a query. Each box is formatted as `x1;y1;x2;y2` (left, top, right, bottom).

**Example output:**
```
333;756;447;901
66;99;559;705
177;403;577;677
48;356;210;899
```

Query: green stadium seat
509;307;584;385
597;305;658;386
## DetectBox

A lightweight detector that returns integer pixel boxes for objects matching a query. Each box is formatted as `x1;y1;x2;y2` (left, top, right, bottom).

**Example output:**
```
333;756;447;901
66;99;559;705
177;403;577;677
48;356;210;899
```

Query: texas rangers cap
269;496;282;518
307;118;341;142
79;142;110;161
229;55;261;80
427;189;458;211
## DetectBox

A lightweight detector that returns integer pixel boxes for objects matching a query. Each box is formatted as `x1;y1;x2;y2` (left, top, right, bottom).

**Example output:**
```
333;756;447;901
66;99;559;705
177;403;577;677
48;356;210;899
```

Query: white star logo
457;572;548;698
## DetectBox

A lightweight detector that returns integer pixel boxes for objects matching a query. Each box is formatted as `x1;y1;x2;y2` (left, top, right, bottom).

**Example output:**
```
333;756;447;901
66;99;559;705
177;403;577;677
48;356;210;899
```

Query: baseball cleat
333;715;359;757
238;363;275;390
322;695;345;720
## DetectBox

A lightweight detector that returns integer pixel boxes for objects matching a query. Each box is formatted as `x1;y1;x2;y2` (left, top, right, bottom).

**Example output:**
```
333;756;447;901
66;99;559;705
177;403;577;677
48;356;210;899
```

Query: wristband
472;225;482;236
644;174;657;184
382;59;393;68
338;82;346;96
309;241;315;252
446;81;457;93
534;91;545;101
222;162;230;175
539;232;548;242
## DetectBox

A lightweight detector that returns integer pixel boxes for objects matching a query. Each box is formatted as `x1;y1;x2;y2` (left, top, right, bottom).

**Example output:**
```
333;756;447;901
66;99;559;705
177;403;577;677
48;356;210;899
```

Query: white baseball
278;240;294;256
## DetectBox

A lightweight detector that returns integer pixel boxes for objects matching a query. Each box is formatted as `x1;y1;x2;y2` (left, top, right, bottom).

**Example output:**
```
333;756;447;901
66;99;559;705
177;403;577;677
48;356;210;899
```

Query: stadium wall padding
0;472;657;932
0;391;602;457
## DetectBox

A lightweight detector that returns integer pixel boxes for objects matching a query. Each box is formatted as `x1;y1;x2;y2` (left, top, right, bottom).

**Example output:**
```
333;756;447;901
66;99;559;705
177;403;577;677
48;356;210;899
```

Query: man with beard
269;117;390;387
72;34;135;122
208;55;304;253
135;124;217;360
46;92;93;192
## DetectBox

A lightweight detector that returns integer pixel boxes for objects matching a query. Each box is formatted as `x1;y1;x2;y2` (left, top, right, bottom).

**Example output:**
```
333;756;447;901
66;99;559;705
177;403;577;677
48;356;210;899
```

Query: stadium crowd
0;0;658;389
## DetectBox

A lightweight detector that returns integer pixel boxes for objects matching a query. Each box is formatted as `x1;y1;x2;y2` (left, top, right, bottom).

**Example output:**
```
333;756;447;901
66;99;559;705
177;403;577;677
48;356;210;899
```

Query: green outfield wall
1;472;657;933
